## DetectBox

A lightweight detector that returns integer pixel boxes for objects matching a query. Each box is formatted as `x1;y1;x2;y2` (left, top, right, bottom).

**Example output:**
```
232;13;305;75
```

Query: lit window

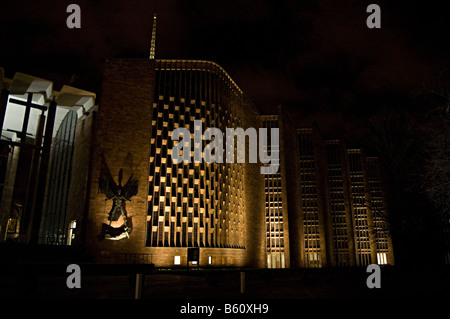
208;256;213;265
174;256;181;265
377;253;387;265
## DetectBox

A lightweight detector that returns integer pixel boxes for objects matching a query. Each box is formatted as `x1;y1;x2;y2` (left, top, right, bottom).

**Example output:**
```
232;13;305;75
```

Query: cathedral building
0;15;394;268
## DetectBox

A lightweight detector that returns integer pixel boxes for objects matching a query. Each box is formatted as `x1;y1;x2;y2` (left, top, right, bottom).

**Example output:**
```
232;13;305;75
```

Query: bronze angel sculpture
99;158;139;240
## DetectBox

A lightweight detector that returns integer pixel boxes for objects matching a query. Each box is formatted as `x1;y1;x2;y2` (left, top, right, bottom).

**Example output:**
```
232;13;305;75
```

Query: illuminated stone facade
144;60;264;267
148;60;247;250
279;124;394;268
261;115;289;268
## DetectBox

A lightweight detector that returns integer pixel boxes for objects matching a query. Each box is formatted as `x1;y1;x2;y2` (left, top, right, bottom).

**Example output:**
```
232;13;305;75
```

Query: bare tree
420;89;450;215
418;89;450;264
365;107;431;265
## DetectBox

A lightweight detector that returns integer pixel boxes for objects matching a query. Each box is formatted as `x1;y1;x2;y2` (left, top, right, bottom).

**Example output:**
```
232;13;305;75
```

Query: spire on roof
149;13;157;60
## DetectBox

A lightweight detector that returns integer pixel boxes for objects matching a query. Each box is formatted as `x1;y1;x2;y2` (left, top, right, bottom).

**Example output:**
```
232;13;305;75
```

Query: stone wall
85;58;155;260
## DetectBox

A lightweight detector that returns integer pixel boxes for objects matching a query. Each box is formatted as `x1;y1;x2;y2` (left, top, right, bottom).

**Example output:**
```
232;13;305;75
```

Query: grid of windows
365;157;390;265
293;128;393;268
262;116;285;268
325;141;351;267
348;149;372;266
146;60;248;249
298;129;322;268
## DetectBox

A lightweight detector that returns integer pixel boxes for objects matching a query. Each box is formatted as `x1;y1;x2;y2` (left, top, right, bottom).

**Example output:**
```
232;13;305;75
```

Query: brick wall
85;59;155;259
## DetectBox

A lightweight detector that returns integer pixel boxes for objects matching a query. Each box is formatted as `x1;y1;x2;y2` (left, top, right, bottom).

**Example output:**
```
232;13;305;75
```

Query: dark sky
1;0;450;116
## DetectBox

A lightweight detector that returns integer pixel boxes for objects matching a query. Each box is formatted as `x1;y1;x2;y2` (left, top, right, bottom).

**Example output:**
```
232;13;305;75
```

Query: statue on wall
98;156;139;240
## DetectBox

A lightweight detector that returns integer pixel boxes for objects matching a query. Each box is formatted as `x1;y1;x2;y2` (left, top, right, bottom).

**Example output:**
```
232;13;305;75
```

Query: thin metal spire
149;13;157;59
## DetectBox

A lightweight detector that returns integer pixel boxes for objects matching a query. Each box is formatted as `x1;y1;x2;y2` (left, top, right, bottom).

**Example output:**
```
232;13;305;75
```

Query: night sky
1;0;450;116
